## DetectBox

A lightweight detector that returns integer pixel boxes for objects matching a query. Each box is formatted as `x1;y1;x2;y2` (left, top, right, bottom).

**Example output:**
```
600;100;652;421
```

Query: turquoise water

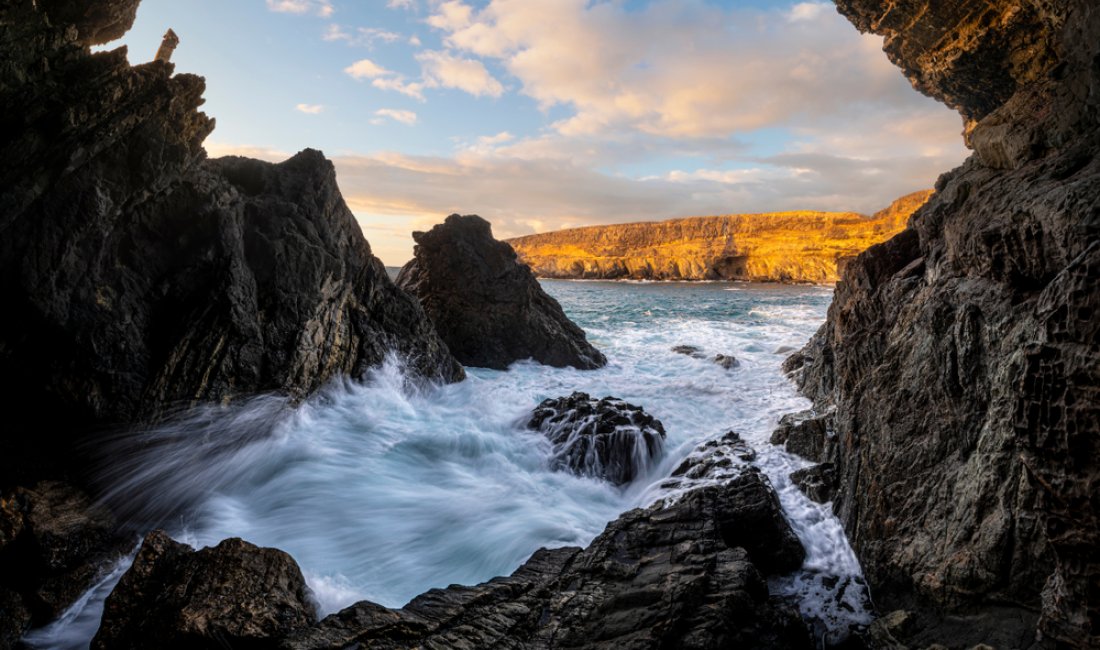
26;280;869;648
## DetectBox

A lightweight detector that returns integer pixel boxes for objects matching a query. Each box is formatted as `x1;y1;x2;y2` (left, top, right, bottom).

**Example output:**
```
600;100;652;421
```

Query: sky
111;0;969;265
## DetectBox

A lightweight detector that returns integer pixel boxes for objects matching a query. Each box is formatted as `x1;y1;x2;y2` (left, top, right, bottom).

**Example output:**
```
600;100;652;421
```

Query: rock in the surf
527;391;665;485
283;472;811;650
93;530;316;650
790;463;837;504
396;214;606;370
713;353;740;369
769;410;834;463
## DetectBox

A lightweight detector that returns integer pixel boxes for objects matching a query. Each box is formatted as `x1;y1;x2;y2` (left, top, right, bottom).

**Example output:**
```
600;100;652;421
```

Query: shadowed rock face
506;192;932;283
281;469;810;650
789;0;1099;646
397;214;606;370
93;530;317;650
0;1;463;483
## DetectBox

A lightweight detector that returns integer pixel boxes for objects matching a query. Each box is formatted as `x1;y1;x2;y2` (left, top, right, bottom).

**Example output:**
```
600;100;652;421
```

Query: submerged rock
283;472;811;650
94;530;316;650
713;353;740;369
527;391;665;485
397;214;606;370
672;344;705;357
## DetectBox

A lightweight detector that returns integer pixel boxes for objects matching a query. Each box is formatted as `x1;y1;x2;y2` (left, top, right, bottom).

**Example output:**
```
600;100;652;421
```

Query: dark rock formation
790;463;836;504
713;353;739;369
789;0;1100;646
527;392;665;485
0;0;462;484
0;482;127;640
282;471;810;650
770;410;835;463
672;344;705;357
93;530;316;650
396;214;606;370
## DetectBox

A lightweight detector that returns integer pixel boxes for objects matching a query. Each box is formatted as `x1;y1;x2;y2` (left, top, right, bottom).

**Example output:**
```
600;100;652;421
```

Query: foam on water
26;281;869;649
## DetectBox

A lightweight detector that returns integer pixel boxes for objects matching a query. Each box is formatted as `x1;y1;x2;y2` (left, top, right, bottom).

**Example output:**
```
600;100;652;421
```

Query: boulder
93;530;317;650
713;354;740;369
283;473;811;650
527;392;665;485
790;463;836;504
770;411;834;463
397;215;606;370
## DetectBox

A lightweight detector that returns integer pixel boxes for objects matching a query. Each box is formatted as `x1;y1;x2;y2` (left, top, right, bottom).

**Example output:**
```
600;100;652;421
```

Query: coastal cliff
507;191;931;283
788;0;1099;646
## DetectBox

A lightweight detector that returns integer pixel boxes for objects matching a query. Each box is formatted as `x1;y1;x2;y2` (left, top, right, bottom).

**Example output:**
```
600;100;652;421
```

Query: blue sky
113;0;968;264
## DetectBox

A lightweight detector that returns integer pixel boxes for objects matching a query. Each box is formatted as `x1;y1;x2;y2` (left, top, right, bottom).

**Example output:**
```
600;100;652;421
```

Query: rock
788;0;1100;646
672;344;705;357
774;345;797;355
0;482;127;625
0;1;462;484
397;214;606;370
94;530;317;650
506;192;932;282
713;353;739;369
0;587;31;650
668;431;757;487
527;391;665;485
790;463;836;504
283;473;811;650
770;410;834;463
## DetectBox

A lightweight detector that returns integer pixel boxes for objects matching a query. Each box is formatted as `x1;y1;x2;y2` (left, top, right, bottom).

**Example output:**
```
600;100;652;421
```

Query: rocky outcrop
507;191;932;283
0;0;462;483
93;530;316;649
789;0;1100;646
527;392;666;485
397;215;606;370
282;469;810;650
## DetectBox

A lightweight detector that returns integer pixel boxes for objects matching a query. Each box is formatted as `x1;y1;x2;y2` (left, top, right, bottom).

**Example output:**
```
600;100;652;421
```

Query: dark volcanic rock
789;0;1100;646
790;463;836;504
770;410;834;463
94;530;316;650
0;1;462;483
283;471;810;650
527;391;665;485
713;353;739;369
396;214;606;370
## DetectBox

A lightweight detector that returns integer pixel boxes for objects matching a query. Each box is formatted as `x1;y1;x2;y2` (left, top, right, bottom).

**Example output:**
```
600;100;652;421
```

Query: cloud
295;103;325;114
265;0;333;18
324;24;402;47
344;58;392;79
415;50;504;98
374;108;419;125
387;0;416;9
372;76;426;100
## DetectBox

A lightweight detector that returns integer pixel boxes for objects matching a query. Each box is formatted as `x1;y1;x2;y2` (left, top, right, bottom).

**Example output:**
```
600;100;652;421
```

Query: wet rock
527;391;664;485
790;0;1100;646
669;431;757;487
790;463;836;504
397;214;606;370
713;353;739;369
0;482;127;626
770;410;834;463
774;345;797;355
672;344;705;357
283;472;810;650
94;529;317;650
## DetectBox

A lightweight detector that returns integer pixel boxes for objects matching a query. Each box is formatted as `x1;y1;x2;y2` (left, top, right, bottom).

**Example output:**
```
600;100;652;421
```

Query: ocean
25;280;871;648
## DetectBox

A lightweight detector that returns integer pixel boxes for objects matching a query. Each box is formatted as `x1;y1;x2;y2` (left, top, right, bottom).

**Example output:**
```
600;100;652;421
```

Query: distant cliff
506;191;932;283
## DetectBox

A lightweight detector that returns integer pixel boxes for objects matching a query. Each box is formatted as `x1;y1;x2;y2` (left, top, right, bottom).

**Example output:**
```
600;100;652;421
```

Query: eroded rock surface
507;192;932;282
789;0;1100;646
283;470;810;650
527;392;665;485
94;530;316;650
397;214;606;370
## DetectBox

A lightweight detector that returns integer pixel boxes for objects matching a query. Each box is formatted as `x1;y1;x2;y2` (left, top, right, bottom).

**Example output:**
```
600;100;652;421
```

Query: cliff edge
789;0;1099;647
506;191;931;283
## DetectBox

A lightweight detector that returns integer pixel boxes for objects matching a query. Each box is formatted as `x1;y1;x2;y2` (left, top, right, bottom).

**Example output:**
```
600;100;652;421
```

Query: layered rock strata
507;191;931;283
397;215;606;370
788;0;1100;646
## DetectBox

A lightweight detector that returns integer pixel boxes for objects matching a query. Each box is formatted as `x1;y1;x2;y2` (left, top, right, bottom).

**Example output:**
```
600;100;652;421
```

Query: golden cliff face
507;191;933;283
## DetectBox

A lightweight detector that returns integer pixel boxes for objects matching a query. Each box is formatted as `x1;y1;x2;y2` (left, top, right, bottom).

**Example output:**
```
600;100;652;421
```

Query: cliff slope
507;191;931;283
789;0;1099;646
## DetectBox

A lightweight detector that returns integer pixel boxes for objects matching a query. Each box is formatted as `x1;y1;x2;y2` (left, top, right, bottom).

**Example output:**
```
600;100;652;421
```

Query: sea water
25;280;871;649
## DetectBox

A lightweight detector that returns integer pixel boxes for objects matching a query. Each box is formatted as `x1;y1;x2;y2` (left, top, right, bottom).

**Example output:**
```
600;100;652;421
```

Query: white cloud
416;50;504;98
427;1;474;31
372;76;426;100
787;2;832;22
387;0;416;9
266;0;333;18
344;58;392;79
374;108;419;125
295;103;325;114
408;35;422;46
324;24;402;47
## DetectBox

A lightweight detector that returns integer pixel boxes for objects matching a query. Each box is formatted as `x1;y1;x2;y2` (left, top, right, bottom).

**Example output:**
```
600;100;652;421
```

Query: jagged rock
790;463;836;504
770;410;834;463
0;1;462;484
713;353;739;369
790;0;1100;646
507;192;932;282
668;431;757;487
397;214;606;370
282;472;810;650
672;344;705;357
93;530;317;650
527;391;665;485
36;0;141;46
0;482;127;631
